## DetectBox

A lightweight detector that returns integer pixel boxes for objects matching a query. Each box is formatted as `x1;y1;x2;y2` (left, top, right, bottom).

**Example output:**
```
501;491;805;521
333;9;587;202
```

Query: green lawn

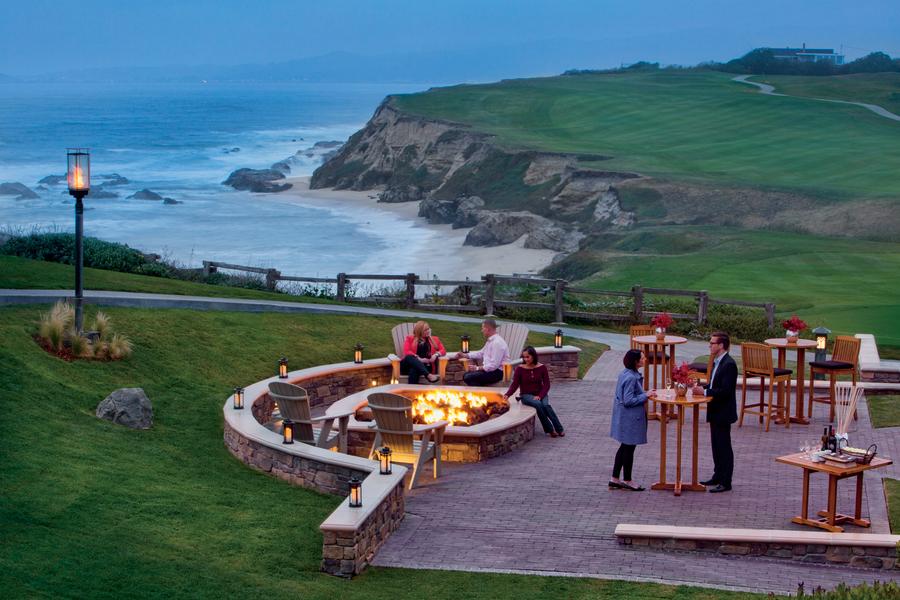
886;479;900;534
756;72;900;116
867;395;900;429
572;227;900;347
10;305;758;599
393;70;900;198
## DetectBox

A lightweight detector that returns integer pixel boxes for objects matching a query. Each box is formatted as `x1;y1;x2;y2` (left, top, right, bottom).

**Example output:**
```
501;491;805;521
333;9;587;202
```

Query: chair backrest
630;324;654;350
268;382;315;444
832;336;861;366
367;392;416;455
741;342;773;374
390;323;417;356
834;383;862;434
498;322;529;358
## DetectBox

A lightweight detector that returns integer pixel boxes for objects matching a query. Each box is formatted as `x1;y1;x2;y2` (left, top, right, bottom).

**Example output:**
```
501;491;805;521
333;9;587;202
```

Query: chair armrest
503;358;523;367
388;353;401;362
314;408;356;420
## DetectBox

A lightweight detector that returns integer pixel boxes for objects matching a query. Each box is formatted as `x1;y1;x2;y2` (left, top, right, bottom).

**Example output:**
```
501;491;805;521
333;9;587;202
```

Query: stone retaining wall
321;484;406;577
224;421;367;495
618;535;899;570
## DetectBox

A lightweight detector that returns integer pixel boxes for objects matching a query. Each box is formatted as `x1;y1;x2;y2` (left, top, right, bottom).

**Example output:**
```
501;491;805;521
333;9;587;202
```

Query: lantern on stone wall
348;477;362;507
461;335;470;353
554;329;563;349
233;387;244;410
282;419;294;444
378;446;393;475
278;357;288;379
354;343;364;364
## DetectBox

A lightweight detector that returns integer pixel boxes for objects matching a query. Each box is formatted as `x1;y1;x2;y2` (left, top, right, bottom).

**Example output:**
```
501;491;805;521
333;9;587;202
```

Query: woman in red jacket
400;320;446;384
502;345;565;437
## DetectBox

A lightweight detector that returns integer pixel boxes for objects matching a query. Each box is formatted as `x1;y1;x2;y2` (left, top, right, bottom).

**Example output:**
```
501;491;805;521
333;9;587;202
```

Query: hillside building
766;43;845;65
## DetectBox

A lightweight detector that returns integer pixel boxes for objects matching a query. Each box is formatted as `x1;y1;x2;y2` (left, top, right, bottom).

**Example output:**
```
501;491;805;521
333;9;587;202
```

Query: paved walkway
733;74;900;122
372;351;900;594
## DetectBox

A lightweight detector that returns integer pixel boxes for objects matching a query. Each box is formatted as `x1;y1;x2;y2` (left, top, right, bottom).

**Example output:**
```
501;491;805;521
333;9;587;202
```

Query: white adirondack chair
387;322;456;383
367;392;447;489
268;382;353;453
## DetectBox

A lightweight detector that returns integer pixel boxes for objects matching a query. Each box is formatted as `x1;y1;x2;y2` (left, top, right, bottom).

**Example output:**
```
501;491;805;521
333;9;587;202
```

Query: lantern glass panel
349;477;362;507
282;420;294;444
66;148;90;192
233;387;244;410
379;446;392;474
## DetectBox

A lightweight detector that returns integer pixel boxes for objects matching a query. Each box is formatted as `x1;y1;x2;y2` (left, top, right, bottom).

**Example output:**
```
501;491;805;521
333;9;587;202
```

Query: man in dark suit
692;331;738;493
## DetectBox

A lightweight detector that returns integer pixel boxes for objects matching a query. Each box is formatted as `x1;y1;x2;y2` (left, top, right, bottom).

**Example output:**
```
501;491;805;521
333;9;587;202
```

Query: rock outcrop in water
310;100;640;252
0;182;39;199
222;168;292;193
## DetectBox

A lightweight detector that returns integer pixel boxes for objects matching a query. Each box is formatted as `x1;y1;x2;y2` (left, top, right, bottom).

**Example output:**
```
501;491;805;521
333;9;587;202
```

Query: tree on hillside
842;52;900;73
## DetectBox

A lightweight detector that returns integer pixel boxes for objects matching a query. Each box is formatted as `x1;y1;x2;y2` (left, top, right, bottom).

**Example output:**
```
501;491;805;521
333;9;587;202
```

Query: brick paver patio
373;351;900;594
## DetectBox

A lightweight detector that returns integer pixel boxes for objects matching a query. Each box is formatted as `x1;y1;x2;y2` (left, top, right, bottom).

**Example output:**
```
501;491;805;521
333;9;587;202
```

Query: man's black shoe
708;484;732;493
700;478;718;486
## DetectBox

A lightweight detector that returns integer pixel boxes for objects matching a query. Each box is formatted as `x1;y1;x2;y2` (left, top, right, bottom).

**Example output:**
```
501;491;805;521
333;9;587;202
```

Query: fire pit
329;384;534;463
355;388;509;426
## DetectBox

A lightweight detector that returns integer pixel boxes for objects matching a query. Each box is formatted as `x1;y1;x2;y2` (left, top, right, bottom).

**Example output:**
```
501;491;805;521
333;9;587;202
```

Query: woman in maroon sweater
502;346;565;437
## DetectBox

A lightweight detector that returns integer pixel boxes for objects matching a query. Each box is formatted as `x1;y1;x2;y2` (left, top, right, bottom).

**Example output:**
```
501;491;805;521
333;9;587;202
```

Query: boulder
98;173;129;186
96;388;153;429
38;174;67;185
222;168;292;193
464;211;580;252
379;184;426;204
89;185;119;199
162;197;182;205
418;195;457;222
0;182;39;199
453;196;486;228
128;189;163;200
271;160;292;175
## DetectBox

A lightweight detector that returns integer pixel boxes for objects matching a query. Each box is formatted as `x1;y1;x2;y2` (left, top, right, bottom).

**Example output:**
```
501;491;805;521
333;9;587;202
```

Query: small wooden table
765;338;817;425
776;452;893;532
650;390;711;496
633;334;688;419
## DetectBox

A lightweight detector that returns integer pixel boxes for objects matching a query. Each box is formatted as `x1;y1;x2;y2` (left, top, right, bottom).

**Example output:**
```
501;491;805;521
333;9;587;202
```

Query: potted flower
651;312;674;340
671;362;694;398
781;315;807;343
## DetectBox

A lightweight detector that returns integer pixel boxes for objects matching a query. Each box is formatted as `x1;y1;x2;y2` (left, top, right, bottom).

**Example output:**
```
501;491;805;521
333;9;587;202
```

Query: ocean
0;81;433;275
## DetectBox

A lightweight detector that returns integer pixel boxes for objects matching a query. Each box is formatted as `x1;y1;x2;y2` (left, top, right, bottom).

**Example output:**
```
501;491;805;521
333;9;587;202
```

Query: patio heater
813;326;831;381
67;148;90;333
233;387;245;410
378;446;392;475
348;477;362;507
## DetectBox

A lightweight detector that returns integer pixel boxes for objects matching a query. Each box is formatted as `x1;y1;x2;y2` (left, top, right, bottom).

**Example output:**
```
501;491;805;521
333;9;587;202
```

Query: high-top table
765;338;817;425
633;334;688;419
650;389;711;496
776;452;893;532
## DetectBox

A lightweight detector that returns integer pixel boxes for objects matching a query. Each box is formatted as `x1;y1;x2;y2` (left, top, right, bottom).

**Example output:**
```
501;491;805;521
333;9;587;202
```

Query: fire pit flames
411;389;508;426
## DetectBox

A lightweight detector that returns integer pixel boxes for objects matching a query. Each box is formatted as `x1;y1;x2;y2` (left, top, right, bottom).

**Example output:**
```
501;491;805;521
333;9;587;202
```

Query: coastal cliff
310;100;640;253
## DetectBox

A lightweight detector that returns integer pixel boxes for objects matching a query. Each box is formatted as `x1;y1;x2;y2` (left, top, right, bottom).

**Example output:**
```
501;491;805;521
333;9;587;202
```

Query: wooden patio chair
367;392;447;489
808;336;860;422
739;342;792;431
387;322;453;383
459;322;530;383
268;382;353;453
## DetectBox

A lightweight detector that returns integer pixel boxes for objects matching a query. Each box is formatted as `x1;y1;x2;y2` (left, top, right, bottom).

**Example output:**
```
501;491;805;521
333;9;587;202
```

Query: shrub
798;581;899;599
68;330;91;358
93;312;111;341
1;233;153;274
108;333;133;359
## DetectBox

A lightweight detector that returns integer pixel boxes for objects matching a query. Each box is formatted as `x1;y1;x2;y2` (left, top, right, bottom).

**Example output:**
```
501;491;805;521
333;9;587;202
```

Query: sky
1;0;898;78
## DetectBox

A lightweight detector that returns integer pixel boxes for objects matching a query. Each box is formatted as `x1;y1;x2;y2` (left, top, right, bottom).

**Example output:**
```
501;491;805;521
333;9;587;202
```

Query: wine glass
665;377;673;399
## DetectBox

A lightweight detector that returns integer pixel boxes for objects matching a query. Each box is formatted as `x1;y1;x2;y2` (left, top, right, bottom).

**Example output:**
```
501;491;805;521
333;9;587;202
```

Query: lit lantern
233;387;244;410
278;357;288;379
348;476;362;507
390;377;399;385
378;446;392;475
67;148;91;194
461;335;470;353
282;419;294;444
554;329;563;349
371;379;378;387
354;343;364;364
813;326;831;380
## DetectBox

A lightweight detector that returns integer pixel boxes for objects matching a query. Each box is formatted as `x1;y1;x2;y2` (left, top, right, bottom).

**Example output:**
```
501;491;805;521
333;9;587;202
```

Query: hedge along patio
223;346;583;577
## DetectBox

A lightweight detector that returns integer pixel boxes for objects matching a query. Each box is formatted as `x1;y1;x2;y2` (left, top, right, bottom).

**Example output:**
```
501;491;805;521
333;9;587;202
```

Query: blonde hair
412;321;430;341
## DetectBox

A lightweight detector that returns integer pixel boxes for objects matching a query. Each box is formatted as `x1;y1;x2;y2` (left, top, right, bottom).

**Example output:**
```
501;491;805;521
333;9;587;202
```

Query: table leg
801;468;810;520
776;348;786;424
792;348;810;424
855;473;864;520
691;404;700;486
826;475;838;527
816;473;871;529
791;468;843;532
651;402;669;491
675;404;683;496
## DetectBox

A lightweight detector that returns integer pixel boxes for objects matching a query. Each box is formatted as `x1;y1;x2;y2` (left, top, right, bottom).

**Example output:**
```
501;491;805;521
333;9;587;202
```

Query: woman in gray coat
609;349;657;491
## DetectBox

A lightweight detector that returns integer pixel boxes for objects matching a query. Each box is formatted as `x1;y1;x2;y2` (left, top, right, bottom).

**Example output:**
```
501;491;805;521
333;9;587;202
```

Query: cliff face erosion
310;100;640;254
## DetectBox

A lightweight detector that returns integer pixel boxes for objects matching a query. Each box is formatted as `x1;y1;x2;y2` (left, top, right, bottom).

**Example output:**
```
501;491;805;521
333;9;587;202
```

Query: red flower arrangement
671;362;694;386
781;315;808;332
651;312;674;330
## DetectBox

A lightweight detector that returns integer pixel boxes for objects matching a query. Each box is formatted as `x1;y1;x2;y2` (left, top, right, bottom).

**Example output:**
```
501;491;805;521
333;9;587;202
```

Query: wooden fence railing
201;261;776;327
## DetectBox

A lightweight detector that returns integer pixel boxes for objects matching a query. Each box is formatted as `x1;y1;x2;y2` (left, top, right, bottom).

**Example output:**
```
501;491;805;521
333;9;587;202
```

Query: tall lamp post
67;148;90;333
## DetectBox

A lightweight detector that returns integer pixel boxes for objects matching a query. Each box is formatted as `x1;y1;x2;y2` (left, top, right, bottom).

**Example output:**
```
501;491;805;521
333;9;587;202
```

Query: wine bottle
828;426;836;453
820;427;829;452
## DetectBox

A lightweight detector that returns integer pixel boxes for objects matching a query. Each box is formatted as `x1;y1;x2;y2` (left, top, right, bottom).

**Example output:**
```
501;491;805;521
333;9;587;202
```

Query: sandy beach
274;176;558;280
